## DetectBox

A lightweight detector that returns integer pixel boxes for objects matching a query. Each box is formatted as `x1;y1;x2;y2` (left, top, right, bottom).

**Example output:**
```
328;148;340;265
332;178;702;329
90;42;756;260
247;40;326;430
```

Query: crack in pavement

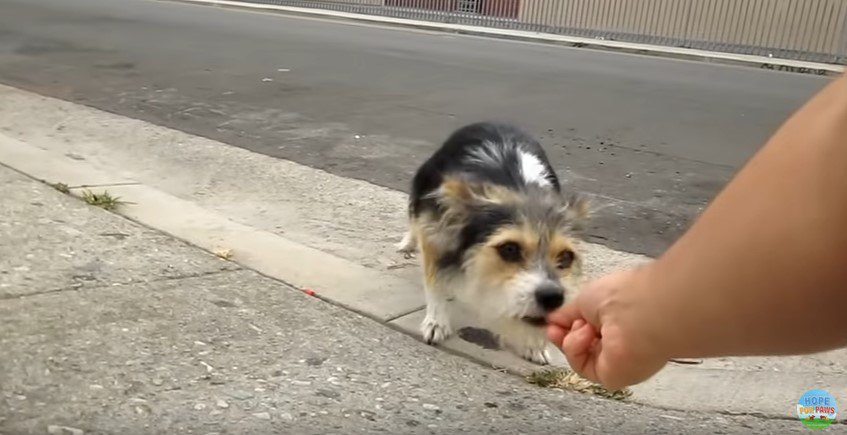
0;268;241;302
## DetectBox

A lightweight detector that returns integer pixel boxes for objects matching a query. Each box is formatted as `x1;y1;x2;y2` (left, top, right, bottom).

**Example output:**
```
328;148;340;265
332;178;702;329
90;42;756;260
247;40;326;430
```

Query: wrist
617;261;687;360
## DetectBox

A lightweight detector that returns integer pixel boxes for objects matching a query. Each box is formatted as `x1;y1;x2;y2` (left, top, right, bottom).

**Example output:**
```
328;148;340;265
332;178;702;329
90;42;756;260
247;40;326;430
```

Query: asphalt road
0;0;831;255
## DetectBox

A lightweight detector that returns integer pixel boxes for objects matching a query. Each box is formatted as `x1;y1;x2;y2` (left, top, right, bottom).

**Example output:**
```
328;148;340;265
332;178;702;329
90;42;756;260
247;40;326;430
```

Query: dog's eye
557;250;575;269
496;242;523;263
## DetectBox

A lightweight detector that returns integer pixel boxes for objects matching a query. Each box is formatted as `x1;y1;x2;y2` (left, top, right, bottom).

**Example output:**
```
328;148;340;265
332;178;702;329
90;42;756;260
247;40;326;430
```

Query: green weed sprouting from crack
81;189;125;211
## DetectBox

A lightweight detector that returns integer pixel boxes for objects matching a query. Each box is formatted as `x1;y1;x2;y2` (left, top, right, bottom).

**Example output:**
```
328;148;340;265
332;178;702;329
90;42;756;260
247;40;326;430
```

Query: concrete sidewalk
0;165;812;434
1;83;846;422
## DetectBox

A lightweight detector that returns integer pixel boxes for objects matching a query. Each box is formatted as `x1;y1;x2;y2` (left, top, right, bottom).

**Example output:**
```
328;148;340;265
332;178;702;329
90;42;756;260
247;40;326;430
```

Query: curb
0;135;424;324
164;0;844;75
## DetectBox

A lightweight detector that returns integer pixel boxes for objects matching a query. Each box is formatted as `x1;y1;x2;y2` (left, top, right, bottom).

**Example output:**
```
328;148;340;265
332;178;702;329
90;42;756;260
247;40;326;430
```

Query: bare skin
547;72;847;391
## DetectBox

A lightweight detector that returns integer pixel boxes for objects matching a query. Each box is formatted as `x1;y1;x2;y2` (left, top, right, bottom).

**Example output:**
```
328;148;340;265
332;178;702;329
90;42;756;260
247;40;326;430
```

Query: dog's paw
395;232;417;258
396;244;416;259
421;317;452;345
495;322;552;365
500;332;551;365
517;344;551;365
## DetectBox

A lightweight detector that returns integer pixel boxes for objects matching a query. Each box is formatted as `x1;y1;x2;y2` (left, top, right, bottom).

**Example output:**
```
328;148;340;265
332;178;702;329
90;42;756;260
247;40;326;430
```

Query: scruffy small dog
398;122;589;364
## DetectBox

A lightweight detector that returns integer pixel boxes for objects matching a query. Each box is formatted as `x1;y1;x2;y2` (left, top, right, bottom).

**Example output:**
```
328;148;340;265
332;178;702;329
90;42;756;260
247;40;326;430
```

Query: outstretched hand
546;267;669;391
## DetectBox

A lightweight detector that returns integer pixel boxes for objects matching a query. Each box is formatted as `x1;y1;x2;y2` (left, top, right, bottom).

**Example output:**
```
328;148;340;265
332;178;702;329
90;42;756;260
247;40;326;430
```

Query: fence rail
243;0;847;64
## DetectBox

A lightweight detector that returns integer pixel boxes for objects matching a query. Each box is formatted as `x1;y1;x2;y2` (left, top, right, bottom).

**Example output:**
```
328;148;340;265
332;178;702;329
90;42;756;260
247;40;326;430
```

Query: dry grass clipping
49;182;70;194
213;248;234;260
526;367;632;401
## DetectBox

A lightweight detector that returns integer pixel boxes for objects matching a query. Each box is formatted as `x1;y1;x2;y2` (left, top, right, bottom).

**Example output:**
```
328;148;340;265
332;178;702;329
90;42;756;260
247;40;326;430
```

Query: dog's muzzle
535;284;565;312
521;283;565;326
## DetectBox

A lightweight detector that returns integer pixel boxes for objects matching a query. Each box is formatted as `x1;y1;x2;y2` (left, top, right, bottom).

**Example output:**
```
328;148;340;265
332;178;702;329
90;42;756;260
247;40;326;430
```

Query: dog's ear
560;194;592;233
437;177;512;211
438;177;480;208
419;177;495;251
427;177;514;245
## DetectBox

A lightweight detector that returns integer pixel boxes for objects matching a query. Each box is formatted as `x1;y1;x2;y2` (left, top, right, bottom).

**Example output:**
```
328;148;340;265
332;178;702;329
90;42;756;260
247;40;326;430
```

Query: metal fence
245;0;847;64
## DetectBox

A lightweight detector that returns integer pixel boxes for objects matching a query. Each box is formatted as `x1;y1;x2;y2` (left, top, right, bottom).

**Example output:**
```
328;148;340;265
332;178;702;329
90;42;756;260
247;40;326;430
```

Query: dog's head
424;177;591;325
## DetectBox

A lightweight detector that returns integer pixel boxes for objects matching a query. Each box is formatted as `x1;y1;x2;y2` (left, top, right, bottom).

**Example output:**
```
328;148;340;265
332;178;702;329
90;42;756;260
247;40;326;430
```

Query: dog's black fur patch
436;204;516;270
409;122;560;219
409;122;563;271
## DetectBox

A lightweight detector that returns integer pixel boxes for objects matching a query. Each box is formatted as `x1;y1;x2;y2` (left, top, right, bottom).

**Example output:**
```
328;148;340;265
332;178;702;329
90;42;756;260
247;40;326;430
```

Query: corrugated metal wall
242;0;847;64
519;0;847;63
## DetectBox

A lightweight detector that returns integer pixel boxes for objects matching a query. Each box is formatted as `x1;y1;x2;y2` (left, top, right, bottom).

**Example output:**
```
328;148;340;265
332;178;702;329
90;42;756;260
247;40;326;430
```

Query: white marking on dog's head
518;151;551;187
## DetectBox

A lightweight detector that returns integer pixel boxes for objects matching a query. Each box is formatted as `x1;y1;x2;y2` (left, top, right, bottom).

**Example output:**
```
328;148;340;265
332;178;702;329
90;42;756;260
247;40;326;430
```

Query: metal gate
457;0;479;13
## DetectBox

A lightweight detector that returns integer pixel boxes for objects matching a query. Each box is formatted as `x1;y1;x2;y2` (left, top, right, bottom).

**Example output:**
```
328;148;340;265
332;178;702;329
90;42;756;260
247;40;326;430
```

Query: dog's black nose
535;285;565;311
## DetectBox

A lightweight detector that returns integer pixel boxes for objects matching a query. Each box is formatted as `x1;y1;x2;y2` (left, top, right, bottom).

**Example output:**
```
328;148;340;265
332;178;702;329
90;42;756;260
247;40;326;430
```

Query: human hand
546;267;670;391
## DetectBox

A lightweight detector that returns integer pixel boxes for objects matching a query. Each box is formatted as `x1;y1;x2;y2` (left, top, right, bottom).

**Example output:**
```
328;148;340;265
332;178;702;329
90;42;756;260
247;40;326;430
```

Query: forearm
640;73;847;358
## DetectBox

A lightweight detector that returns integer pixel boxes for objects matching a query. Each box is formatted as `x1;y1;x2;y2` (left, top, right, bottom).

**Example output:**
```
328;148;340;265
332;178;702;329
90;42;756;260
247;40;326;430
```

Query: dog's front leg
419;238;452;345
421;279;452;345
496;320;550;365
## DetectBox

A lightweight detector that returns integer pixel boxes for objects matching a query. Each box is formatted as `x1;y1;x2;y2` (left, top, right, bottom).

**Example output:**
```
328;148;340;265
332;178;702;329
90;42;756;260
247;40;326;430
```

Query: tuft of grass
81;189;124;211
50;182;70;194
526;368;633;401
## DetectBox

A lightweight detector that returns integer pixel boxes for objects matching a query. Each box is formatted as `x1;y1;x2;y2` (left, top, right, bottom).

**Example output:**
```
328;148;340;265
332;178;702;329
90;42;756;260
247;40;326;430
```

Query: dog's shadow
457;326;501;350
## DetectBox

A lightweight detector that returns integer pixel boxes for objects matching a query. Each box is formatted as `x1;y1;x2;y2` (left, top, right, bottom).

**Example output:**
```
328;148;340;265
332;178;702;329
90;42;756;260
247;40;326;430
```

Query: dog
398;122;590;365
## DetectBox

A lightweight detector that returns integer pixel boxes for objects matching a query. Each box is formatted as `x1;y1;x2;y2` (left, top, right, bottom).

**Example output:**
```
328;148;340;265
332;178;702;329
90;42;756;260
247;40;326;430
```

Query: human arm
547;72;847;390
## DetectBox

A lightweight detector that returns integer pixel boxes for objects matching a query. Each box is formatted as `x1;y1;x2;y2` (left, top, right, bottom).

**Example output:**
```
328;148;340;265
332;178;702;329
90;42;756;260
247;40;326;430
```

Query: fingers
546;294;599;383
545;301;581;329
548;276;609;329
545;317;586;350
561;320;601;383
545;301;581;346
545;323;567;348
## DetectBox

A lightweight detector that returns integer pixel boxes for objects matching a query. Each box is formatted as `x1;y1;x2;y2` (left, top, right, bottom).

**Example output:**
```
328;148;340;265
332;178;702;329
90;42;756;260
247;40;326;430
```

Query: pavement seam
382;306;425;323
0;268;241;302
164;0;844;75
69;182;142;189
717;410;847;426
